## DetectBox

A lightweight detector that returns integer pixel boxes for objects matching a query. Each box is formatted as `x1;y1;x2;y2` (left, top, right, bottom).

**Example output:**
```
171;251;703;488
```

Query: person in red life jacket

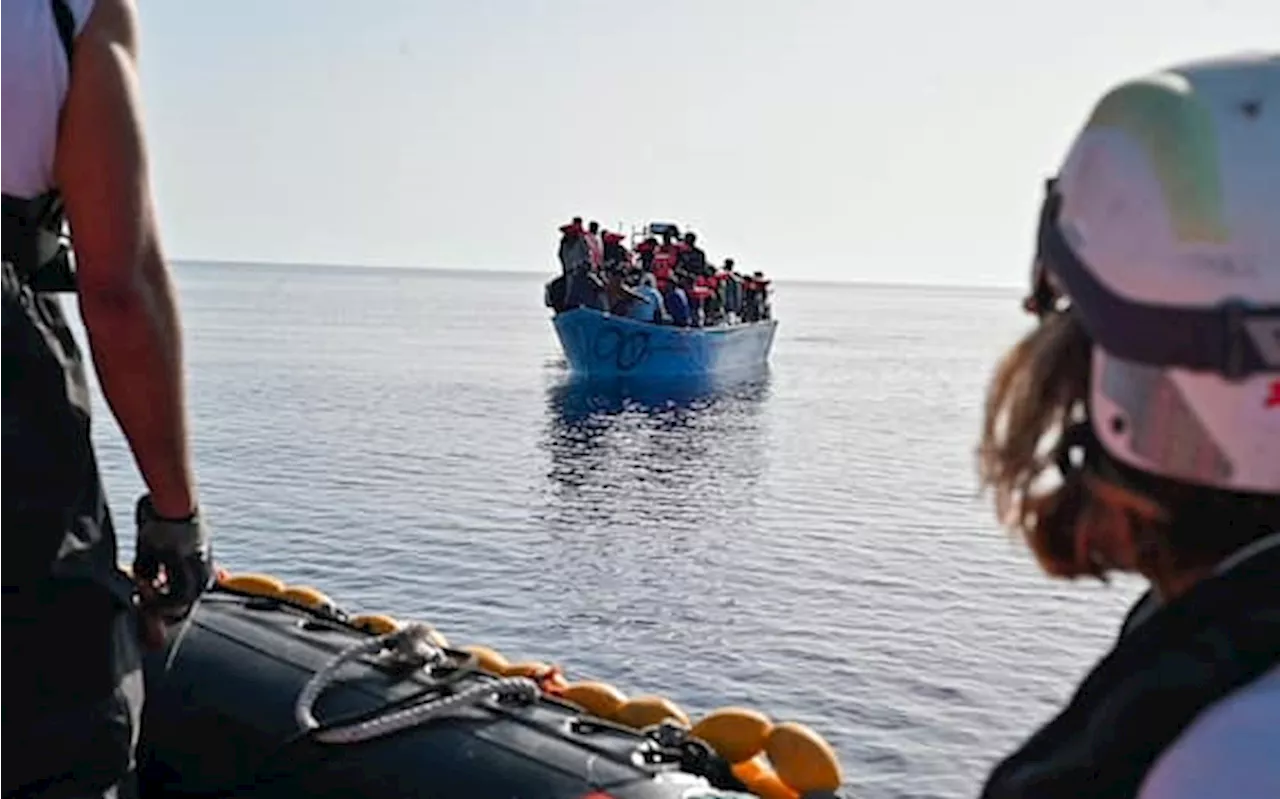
601;230;640;286
742;270;772;322
685;273;705;327
758;271;773;320
741;271;756;322
652;232;679;292
555;213;586;257
554;216;591;311
601;230;629;270
682;269;711;327
556;217;587;273
671;235;694;317
694;271;723;326
677;231;708;275
719;259;743;323
634;236;658;272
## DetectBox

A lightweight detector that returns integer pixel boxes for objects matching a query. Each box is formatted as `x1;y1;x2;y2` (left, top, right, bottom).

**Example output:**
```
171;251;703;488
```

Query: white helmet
1035;53;1280;495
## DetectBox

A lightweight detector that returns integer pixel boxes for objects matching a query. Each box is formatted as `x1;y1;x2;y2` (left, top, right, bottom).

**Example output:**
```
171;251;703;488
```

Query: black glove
133;494;214;622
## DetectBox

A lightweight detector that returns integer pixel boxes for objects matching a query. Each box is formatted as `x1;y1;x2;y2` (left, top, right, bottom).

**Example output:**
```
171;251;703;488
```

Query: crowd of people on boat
545;217;772;327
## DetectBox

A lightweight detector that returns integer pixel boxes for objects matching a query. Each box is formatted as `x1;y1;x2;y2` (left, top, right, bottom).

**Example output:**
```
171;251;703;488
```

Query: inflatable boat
136;570;846;799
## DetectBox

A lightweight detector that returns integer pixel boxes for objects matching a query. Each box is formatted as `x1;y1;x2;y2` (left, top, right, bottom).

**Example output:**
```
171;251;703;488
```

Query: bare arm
54;0;197;518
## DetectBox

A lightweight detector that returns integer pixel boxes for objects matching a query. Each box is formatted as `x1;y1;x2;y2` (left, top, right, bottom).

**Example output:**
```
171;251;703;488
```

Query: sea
66;261;1146;799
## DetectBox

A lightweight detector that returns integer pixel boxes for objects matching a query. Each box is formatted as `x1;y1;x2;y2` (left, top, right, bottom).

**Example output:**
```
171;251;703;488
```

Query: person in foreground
977;53;1279;798
3;0;214;796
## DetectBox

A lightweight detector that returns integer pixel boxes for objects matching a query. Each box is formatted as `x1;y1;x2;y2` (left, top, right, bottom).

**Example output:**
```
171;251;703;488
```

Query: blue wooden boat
551;307;778;379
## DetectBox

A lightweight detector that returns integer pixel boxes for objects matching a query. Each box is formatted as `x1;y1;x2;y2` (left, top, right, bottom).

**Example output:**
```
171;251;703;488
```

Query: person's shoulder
63;0;98;34
77;0;137;43
1138;665;1280;799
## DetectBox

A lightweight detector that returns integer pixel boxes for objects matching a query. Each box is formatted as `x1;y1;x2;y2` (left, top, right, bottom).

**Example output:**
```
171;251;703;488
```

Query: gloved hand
133;494;214;624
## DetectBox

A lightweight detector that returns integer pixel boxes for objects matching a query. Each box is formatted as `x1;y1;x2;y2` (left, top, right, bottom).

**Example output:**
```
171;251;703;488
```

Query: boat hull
135;590;744;798
551;308;777;379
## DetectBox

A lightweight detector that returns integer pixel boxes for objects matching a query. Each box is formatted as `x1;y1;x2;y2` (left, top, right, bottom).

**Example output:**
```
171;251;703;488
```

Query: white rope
294;623;541;744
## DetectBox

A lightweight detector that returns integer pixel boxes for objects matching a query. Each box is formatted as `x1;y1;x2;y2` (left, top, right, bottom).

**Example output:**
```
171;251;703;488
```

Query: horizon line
170;257;1025;294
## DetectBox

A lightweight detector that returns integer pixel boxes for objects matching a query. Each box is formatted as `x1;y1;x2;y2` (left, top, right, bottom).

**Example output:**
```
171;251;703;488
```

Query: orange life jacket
653;247;677;289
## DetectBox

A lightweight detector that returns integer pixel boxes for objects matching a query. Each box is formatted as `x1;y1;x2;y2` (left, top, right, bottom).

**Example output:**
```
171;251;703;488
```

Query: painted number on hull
593;326;650;372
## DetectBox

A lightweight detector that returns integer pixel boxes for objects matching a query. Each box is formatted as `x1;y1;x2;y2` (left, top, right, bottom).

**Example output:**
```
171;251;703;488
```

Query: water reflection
544;369;773;426
531;369;777;669
539;369;774;524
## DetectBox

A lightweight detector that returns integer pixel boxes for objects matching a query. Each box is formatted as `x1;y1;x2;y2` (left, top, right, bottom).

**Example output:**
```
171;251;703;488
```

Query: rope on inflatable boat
215;569;847;797
294;622;541;744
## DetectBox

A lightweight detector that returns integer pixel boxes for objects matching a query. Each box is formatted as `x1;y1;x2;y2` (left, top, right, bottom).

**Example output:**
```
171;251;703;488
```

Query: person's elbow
76;241;151;317
52;0;161;315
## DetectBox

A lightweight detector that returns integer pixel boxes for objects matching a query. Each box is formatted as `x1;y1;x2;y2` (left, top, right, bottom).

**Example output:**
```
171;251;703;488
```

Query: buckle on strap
1222;299;1250;380
1232;301;1280;377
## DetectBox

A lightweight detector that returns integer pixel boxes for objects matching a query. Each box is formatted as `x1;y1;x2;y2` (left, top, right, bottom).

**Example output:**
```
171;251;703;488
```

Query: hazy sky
137;0;1276;286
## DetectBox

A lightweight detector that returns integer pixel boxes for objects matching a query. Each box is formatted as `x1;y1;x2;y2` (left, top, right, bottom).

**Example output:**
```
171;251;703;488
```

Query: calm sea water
68;262;1144;799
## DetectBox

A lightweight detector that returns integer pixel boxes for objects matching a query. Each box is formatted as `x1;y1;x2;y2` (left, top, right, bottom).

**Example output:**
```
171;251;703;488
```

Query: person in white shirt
3;1;213;796
584;220;604;269
975;53;1279;799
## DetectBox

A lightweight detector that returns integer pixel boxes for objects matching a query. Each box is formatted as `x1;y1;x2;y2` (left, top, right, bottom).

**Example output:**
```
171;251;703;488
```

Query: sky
136;0;1277;287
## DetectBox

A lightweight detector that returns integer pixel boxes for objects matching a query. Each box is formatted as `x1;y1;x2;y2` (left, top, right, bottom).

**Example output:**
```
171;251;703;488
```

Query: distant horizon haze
135;1;1277;287
171;256;1029;292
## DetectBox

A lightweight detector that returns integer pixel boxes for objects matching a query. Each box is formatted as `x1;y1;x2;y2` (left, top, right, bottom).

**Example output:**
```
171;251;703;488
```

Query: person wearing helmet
3;0;213;796
978;54;1279;799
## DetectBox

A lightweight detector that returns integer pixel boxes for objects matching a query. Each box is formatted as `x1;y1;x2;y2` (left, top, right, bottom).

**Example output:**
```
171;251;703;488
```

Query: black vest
3;0;140;718
981;539;1280;798
2;0;78;294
